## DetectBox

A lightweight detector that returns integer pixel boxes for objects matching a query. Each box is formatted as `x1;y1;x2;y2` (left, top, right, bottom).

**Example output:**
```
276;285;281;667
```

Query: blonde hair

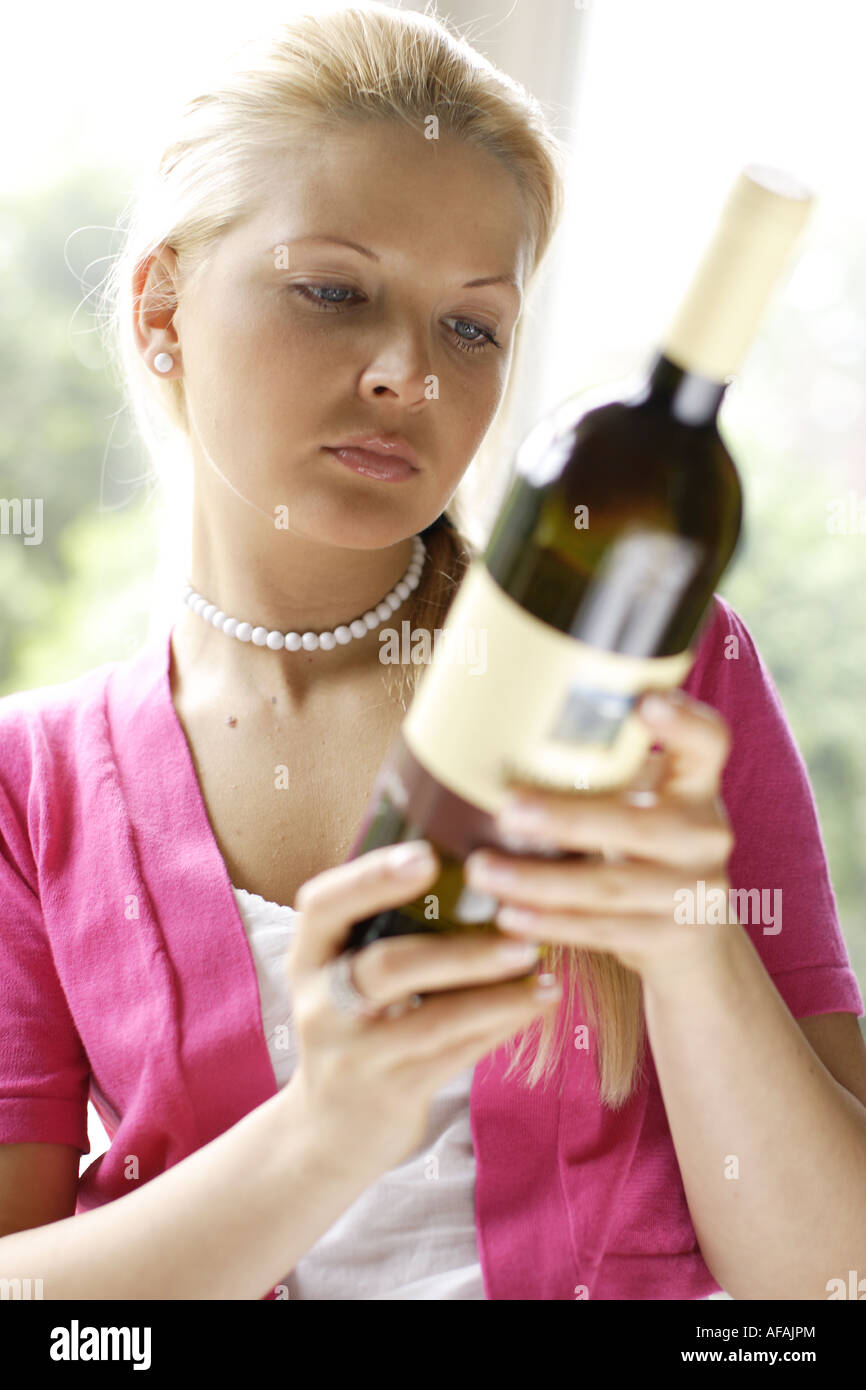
100;1;647;1108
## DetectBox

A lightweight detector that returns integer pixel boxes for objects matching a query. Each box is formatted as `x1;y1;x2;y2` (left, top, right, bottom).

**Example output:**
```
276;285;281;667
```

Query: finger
292;841;439;971
491;905;682;960
491;904;733;978
349;929;543;1009
635;688;732;801
408;983;563;1090
496;786;733;868
622;746;669;803
380;971;562;1063
463;849;711;915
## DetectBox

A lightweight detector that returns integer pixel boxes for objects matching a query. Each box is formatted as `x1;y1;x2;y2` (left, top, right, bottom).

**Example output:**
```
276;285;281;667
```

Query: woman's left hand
463;688;736;982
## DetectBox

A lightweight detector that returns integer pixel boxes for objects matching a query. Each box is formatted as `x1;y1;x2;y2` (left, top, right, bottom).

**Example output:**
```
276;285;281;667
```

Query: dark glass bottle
343;165;814;952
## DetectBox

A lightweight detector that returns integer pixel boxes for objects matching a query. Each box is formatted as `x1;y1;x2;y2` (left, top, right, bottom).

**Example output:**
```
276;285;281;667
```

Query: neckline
162;622;298;917
232;884;297;916
161;625;309;917
160;620;285;918
103;618;284;1121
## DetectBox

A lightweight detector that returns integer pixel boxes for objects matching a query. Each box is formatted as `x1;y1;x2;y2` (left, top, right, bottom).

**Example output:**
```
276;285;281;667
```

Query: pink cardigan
0;593;862;1300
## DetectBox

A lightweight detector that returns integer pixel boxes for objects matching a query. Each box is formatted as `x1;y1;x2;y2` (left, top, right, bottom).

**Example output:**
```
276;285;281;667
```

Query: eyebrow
275;235;521;295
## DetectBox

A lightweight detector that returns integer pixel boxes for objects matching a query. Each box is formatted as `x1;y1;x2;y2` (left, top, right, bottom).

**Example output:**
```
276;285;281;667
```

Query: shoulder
680;594;815;877
681;596;863;1018
0;658;120;765
682;593;788;756
0;630;172;838
684;592;765;695
0;658;129;859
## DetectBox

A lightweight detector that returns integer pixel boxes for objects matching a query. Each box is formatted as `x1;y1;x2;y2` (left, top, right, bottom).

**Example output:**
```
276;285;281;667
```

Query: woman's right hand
283;839;562;1180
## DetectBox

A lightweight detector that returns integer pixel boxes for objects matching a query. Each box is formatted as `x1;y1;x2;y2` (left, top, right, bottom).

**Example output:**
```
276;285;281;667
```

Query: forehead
233;121;530;285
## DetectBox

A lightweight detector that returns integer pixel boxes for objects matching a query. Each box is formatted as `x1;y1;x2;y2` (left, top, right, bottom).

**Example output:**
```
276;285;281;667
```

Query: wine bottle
343;164;815;952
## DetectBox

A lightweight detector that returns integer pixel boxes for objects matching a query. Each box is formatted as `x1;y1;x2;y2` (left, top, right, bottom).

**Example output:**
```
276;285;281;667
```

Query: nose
357;318;432;406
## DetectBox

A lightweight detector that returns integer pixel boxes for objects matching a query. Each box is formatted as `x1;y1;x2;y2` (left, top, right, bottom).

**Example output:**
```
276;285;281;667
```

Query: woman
1;3;864;1302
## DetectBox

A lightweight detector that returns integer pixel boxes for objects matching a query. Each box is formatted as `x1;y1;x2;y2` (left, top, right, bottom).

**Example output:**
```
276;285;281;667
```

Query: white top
231;885;486;1300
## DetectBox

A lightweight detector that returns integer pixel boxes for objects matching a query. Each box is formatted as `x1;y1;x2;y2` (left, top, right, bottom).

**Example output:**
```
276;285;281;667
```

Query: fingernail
496;905;540;930
389;841;436;875
533;973;561;997
498;798;546;829
640;694;674;725
498;940;541;966
623;788;658;808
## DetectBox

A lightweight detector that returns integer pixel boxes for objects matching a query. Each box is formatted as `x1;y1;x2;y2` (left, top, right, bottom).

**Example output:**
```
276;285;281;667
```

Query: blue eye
293;284;358;308
291;284;502;354
447;318;502;354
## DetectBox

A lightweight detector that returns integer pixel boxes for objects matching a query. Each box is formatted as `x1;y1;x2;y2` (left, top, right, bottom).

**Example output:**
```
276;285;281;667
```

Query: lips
324;446;417;482
324;433;420;471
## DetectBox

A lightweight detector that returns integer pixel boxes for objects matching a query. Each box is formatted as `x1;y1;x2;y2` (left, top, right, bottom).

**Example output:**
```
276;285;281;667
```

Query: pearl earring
154;352;173;374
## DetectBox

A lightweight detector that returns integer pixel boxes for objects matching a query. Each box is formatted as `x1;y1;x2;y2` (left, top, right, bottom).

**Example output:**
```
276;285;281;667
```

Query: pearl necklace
182;535;426;652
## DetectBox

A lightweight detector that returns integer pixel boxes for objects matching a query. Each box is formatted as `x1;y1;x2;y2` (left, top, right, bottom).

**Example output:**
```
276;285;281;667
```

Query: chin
288;498;425;552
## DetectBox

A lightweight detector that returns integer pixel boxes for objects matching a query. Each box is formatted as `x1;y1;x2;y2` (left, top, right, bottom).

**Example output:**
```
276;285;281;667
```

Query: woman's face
160;119;530;551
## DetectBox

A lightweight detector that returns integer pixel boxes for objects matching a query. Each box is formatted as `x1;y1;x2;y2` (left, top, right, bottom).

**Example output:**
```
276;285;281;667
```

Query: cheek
446;362;509;451
222;302;334;411
182;304;320;448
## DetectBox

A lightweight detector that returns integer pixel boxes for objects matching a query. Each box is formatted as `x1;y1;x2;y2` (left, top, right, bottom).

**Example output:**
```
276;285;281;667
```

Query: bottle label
402;559;694;814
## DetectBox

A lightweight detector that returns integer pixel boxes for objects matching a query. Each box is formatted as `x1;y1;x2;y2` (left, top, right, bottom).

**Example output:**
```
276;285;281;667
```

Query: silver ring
328;952;423;1020
328;952;381;1019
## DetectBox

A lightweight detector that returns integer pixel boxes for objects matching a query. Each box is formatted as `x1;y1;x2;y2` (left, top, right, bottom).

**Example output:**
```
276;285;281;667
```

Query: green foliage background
1;169;864;1016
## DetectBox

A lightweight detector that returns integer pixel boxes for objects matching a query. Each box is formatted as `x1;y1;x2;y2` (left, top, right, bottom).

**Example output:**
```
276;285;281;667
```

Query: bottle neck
642;351;729;427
